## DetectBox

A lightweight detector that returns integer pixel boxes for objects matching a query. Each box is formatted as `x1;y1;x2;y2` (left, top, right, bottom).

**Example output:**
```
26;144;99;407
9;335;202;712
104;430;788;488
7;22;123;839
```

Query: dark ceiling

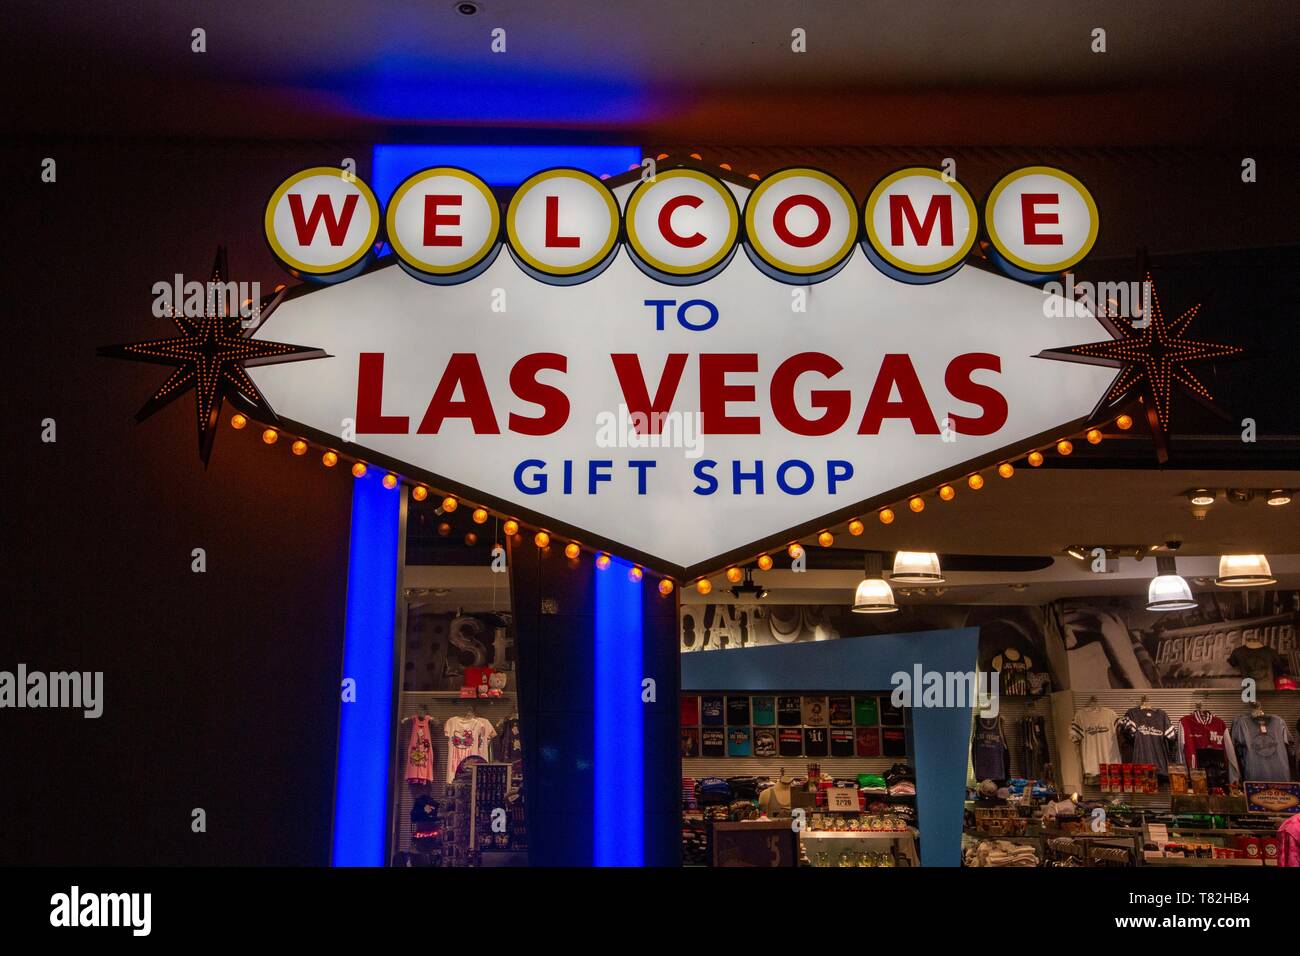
8;0;1300;144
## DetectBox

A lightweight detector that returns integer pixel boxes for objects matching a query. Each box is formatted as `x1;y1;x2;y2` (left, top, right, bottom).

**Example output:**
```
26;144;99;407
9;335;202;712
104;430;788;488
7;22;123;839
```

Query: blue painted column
330;471;402;866
594;558;644;865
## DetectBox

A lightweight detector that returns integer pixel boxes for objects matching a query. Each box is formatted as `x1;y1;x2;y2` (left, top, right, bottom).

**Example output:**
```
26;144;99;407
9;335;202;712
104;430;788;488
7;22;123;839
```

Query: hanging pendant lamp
890;550;944;584
853;552;898;614
1214;554;1276;587
1147;555;1197;611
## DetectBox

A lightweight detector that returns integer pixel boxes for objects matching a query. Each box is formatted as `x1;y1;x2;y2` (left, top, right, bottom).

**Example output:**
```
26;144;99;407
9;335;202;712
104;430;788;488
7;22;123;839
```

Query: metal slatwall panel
1068;689;1300;809
391;691;520;857
683;756;899;783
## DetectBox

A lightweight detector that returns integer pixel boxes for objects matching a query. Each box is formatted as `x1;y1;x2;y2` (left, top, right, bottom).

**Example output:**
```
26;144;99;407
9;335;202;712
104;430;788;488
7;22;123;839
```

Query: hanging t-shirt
1120;707;1176;773
856;727;881;757
1231;713;1293;781
726;696;751;725
1022;714;1049;780
751;697;776;725
753;728;777;758
778;728;803;757
727;726;753;757
444;715;496;783
492;716;523;764
803;727;829;757
1227;644;1286;690
1069;705;1121;776
701;728;726;757
879;698;905;726
777;696;802;726
828;696;853;726
700;695;724;725
881;727;907;757
801;696;828;726
830;728;855;757
680;695;699;726
681;727;700;758
854;696;879;726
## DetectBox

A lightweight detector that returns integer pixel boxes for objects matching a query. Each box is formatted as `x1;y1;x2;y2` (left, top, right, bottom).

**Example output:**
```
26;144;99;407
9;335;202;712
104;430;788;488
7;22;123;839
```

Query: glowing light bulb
909;496;925;513
412;486;428;501
998;463;1014;479
968;474;984;490
261;428;278;445
628;567;643;583
939;485;955;501
726;567;743;584
659;579;675;596
596;553;611;570
1057;440;1073;456
565;542;580;560
1086;428;1102;445
464;532;478;546
441;497;458;512
230;413;247;429
1116;414;1133;430
1027;451;1044;467
322;451;338;468
534;531;550;548
696;578;713;595
788;543;803;559
382;473;398;489
291;439;308;456
503;519;519;536
848;519;865;536
757;554;774;571
472;508;488;524
818;531;834;547
351;462;367;478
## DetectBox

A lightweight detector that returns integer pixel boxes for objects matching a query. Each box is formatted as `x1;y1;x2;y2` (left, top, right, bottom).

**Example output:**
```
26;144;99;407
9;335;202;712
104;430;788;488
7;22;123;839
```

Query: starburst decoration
99;248;328;465
1037;272;1243;437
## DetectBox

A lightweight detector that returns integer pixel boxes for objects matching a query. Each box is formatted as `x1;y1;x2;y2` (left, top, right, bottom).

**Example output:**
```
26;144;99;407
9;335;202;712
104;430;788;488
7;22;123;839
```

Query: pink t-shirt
444;715;496;783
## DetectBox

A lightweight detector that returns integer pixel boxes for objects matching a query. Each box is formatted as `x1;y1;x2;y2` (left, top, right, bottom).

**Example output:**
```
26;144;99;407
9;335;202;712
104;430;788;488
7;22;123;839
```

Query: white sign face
249;174;1116;576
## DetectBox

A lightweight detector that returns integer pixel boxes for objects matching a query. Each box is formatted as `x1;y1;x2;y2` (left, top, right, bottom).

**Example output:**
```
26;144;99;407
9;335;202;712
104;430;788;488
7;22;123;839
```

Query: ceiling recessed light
1187;489;1215;507
455;1;482;15
1267;490;1292;507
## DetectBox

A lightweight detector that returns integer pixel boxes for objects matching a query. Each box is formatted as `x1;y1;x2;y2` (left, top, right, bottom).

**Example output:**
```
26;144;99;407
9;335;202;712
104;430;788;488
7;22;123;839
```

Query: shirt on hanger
801;696;828;726
1120;707;1177;772
1069;704;1121;776
1178;710;1228;769
1231;713;1293;782
443;715;496;783
751;696;776;725
1227;644;1286;689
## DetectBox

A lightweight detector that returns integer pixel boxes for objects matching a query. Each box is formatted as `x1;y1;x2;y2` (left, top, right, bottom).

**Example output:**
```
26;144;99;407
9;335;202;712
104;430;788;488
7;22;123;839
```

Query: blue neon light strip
371;144;644;198
593;557;644;866
331;471;402;866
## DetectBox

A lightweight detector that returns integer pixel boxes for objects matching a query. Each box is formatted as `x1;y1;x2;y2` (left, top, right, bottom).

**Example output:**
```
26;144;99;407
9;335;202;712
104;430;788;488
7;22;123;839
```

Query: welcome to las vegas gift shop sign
253;159;1114;578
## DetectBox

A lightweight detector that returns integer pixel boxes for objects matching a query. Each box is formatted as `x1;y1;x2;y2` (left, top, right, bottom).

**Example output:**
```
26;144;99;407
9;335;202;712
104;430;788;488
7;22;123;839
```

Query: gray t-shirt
1231;713;1293;782
1121;707;1176;772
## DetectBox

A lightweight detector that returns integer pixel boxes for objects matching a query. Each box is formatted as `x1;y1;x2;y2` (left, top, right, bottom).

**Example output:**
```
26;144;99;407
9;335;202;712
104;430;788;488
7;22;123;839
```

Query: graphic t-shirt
972;716;1010;782
727;696;751;725
727;726;753;757
854;696;879;726
803;727;829;757
1231;713;1293;781
881;727;907;757
1228;644;1286;690
830;729;855;757
801;696;828;726
751;697;776;725
1069;705;1121;776
777;696;802;726
681;727;700;758
701;728;726;757
879;698;905;726
680;695;699;726
700;695;725;725
1121;707;1176;773
778;728;803;756
828;696;853;726
492;716;523;763
856;727;881;757
443;715;496;783
753;728;777;758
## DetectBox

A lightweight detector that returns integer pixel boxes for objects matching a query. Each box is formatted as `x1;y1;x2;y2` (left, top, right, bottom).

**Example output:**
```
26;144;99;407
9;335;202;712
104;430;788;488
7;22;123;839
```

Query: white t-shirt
1069;705;1121;775
444;715;497;783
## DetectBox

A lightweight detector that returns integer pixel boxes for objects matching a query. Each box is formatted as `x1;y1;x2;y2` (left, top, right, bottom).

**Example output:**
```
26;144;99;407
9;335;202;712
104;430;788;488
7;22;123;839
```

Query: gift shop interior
678;464;1300;868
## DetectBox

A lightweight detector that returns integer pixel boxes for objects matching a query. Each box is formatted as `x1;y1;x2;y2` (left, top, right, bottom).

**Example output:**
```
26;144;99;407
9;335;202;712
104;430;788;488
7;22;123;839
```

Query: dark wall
5;140;369;864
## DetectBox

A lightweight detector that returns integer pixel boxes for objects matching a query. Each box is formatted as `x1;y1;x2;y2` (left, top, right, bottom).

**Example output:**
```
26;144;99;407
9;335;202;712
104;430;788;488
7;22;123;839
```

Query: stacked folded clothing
887;780;916;797
965;839;1039;867
681;777;697;811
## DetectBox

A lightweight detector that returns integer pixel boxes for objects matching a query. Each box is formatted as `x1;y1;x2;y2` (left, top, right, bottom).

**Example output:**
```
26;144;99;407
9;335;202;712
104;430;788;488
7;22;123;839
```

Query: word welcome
264;163;1098;286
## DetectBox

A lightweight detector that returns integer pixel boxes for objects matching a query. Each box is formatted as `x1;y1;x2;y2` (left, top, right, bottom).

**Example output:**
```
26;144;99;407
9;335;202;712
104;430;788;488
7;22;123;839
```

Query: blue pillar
330;471;402;866
594;558;644;865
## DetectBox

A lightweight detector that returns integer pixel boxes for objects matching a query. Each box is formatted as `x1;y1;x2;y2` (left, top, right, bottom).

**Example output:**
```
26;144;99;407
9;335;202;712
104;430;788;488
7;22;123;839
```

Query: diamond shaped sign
248;171;1116;579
